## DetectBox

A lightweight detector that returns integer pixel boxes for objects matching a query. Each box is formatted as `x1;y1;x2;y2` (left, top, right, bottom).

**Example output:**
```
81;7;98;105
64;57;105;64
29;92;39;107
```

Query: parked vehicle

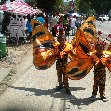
106;34;111;41
98;15;109;21
108;10;111;21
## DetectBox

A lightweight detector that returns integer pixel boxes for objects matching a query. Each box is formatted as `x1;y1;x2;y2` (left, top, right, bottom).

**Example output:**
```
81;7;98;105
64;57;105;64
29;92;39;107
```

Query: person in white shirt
23;16;28;35
50;14;58;30
69;15;76;36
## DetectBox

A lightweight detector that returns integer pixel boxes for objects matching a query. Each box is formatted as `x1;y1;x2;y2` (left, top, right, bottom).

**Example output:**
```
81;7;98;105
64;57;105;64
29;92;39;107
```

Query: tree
76;0;111;15
31;0;64;13
77;2;96;17
74;0;95;16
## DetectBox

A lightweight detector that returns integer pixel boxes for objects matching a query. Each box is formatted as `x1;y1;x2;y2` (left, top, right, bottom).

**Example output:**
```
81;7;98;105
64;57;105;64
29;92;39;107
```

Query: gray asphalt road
96;21;111;49
0;23;111;111
96;21;111;34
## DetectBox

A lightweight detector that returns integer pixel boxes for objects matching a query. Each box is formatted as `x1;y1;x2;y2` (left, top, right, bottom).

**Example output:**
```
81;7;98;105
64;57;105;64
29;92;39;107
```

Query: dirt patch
0;43;32;94
0;43;32;68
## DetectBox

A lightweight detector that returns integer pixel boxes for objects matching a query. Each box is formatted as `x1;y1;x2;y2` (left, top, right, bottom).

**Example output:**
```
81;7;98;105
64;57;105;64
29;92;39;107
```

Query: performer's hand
90;57;94;64
106;59;111;64
95;60;101;66
68;50;77;61
60;51;66;58
54;46;59;55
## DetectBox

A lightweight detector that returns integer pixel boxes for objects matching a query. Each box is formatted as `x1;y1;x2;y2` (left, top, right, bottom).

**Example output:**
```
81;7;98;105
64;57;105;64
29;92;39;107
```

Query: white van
98;15;109;21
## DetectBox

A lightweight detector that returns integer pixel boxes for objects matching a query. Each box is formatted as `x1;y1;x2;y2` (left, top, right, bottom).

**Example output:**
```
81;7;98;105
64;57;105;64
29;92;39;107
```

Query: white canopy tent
0;0;42;15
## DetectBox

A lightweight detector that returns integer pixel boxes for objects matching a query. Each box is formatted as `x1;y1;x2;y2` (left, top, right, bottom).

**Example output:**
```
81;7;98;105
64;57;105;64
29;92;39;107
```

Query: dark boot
65;88;71;95
101;96;108;102
90;95;96;101
55;86;63;91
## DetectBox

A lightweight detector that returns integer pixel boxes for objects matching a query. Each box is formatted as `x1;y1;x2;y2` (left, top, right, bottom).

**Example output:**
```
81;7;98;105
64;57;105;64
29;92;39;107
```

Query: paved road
96;21;111;34
96;21;111;49
0;32;111;111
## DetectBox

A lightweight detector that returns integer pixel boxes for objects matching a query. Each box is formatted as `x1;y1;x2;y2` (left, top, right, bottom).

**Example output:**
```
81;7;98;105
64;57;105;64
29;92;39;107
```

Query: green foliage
77;0;111;15
79;2;91;14
53;0;64;13
28;0;64;13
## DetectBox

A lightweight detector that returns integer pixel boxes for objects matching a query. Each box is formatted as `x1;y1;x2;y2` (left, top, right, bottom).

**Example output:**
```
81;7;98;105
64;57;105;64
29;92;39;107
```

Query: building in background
69;0;74;11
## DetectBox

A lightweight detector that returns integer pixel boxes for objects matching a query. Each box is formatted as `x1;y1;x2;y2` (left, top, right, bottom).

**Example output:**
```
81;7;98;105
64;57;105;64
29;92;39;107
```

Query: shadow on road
10;86;95;106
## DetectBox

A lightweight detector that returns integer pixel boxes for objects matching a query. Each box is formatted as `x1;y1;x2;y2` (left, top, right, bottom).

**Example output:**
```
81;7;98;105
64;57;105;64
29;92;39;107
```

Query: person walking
69;15;76;36
26;17;32;43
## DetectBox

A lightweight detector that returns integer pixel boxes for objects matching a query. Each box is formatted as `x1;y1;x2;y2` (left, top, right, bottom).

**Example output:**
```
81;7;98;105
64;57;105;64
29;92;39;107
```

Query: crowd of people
1;12;83;44
48;13;82;37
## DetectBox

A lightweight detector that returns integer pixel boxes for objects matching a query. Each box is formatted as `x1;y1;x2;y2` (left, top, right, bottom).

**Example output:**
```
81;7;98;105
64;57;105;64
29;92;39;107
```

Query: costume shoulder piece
31;19;42;30
66;27;93;80
64;42;73;52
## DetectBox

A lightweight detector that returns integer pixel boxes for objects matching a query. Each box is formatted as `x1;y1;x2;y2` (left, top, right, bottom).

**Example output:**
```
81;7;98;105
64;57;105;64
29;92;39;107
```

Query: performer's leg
99;82;105;97
99;71;106;97
91;76;98;101
63;71;71;95
92;84;98;96
72;27;75;35
99;82;107;102
97;69;108;101
55;69;63;91
57;69;63;87
92;76;98;96
99;74;107;102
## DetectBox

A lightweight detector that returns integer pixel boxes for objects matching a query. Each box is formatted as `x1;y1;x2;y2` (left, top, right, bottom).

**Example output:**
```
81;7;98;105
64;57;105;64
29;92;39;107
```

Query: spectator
44;14;48;28
69;15;76;35
37;13;45;25
23;16;28;36
26;18;32;43
75;17;81;28
2;12;11;34
50;14;58;31
63;14;70;35
59;15;64;28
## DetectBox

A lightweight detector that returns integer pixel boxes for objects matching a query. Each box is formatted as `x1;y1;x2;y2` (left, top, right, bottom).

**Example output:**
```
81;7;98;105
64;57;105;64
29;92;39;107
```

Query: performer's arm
106;59;111;64
53;41;60;56
106;55;111;64
90;56;95;65
68;50;77;61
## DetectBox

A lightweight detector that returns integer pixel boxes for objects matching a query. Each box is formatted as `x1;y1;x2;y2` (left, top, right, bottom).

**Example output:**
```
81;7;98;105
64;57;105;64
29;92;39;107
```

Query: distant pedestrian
75;17;81;28
44;14;48;28
26;18;32;43
63;14;70;35
37;13;45;25
69;15;76;35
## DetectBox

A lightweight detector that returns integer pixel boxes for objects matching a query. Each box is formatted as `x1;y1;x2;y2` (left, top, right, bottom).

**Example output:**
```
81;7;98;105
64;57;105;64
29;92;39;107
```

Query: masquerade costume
92;52;106;98
56;42;70;89
55;31;73;94
32;16;111;98
90;43;110;101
